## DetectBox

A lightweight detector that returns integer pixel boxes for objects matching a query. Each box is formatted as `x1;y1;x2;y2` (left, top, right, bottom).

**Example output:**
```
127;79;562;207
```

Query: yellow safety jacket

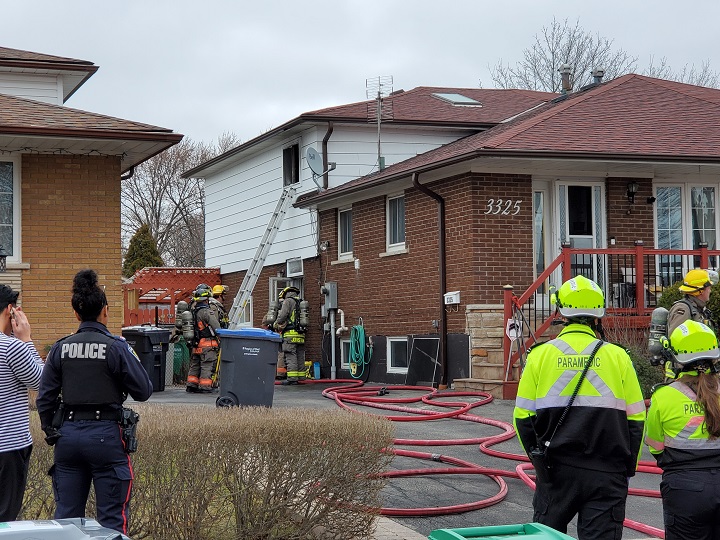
645;372;720;472
513;323;646;475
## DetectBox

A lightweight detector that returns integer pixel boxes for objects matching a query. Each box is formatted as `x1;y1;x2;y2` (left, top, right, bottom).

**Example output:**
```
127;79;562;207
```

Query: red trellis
123;267;222;327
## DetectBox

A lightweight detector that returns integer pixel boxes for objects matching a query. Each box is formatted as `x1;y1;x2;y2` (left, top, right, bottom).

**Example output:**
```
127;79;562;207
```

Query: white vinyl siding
0;73;63;104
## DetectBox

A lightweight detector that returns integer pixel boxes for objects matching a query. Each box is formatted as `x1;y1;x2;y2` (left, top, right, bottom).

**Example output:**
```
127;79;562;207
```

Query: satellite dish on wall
306;147;325;176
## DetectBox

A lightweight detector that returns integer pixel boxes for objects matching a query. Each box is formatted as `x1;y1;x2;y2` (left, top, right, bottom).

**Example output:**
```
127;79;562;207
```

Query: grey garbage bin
0;518;130;539
215;328;281;407
121;325;170;392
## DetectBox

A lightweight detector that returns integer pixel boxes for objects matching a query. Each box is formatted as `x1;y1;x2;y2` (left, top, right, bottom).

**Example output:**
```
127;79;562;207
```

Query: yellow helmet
551;275;605;319
212;285;227;296
278;286;300;299
679;269;716;294
670;320;720;367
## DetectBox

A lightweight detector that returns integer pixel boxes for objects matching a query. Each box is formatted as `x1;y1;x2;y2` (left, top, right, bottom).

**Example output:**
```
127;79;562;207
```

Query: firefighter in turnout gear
665;269;718;380
210;284;229;329
513;275;645;540
186;284;221;393
36;269;153;535
274;286;306;385
645;320;720;540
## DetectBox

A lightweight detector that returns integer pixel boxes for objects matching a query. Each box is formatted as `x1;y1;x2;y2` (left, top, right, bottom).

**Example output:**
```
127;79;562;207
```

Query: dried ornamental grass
24;403;394;540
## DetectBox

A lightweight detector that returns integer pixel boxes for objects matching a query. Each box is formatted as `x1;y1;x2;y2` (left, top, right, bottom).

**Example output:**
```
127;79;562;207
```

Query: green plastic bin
428;523;574;540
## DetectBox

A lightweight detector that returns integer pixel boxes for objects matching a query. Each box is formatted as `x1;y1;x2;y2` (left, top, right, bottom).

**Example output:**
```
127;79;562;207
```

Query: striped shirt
0;334;43;453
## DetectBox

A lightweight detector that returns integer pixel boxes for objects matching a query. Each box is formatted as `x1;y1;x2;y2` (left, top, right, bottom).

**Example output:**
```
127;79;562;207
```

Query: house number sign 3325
484;198;522;215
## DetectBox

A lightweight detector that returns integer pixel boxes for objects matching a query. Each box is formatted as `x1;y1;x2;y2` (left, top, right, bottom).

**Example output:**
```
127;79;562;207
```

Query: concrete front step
452;378;506;399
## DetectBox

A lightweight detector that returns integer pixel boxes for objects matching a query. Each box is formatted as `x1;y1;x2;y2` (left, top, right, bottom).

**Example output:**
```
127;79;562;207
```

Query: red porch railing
502;243;720;396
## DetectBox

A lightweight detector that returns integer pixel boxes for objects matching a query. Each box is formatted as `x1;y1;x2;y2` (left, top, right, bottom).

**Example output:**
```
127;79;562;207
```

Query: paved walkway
374;517;427;539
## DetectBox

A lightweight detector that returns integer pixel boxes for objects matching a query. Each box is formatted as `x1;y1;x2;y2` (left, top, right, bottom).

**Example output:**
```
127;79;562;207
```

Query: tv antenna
366;75;393;170
305;147;336;190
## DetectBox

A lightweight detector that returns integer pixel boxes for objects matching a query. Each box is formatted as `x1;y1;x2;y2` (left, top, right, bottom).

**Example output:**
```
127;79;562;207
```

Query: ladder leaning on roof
227;185;298;329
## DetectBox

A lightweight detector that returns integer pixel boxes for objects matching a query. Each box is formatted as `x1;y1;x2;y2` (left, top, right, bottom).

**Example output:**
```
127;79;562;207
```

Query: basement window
431;93;482;107
387;337;408;374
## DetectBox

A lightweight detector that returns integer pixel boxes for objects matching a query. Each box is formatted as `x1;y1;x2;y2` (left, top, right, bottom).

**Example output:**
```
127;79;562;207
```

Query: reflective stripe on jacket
645;373;720;471
513;323;646;475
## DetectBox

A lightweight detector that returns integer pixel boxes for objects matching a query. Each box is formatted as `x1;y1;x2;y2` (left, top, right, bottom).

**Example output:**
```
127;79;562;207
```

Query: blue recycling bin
215;328;281;407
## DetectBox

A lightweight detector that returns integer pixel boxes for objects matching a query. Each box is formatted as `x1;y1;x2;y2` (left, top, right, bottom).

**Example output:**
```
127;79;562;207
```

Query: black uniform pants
0;444;32;521
661;468;720;540
533;462;627;540
50;420;133;534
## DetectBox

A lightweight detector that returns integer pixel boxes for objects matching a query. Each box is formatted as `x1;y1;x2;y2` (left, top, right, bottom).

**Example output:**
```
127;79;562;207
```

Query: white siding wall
204;124;472;274
0;73;63;104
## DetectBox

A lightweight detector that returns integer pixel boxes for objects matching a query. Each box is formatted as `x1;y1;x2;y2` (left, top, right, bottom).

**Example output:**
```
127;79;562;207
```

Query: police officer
645;321;720;540
514;275;646;540
36;269;152;535
210;284;229;329
185;284;220;393
274;286;306;385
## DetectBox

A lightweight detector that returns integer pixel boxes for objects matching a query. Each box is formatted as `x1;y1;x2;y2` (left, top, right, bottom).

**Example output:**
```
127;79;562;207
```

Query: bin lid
216;327;282;342
121;325;171;344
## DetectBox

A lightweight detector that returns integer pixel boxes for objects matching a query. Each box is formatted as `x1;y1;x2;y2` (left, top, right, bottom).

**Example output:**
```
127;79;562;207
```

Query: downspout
120;166;135;181
322;122;334;190
412;172;447;388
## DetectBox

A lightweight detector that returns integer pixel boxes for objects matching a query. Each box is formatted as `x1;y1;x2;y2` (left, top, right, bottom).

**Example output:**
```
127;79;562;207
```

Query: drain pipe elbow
322;122;334;190
412;172;448;387
336;308;348;335
120;166;135;181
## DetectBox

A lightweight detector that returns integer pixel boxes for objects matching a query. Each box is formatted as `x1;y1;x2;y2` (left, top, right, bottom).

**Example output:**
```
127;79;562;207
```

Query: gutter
0;126;182;142
412;172;448;388
322;122;334;189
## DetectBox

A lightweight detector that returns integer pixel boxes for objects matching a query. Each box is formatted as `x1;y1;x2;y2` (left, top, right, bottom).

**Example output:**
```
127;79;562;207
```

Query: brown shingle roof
298;74;720;206
303;86;557;125
0;93;173;135
0;46;93;66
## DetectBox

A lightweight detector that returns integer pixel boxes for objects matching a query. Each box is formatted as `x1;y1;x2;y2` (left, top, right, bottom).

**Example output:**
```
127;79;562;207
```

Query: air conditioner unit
286;257;304;277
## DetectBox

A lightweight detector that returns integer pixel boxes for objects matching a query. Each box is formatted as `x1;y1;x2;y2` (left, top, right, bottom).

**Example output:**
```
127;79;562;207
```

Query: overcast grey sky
5;1;719;144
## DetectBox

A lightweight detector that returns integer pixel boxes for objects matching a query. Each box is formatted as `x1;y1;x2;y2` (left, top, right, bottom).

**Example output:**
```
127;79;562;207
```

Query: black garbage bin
215;328;281;407
121;325;170;392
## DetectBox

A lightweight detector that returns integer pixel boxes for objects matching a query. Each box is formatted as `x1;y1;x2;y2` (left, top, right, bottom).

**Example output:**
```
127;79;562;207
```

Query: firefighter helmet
193;283;212;300
278;286;300;299
212;285;227;296
552;275;605;319
670;320;720;367
679;269;716;294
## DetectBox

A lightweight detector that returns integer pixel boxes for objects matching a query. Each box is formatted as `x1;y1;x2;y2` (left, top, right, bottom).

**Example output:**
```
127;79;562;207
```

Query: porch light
626;181;639;204
0;245;8;273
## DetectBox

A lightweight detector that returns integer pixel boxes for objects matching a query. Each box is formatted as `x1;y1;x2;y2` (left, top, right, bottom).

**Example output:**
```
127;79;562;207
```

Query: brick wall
21;154;122;353
606;177;654;246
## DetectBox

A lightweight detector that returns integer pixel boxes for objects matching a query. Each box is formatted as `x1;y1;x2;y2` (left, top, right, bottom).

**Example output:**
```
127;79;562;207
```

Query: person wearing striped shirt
0;284;43;522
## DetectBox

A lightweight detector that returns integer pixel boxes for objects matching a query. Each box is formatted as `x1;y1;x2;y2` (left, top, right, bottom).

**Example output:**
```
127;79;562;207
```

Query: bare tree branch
121;133;241;267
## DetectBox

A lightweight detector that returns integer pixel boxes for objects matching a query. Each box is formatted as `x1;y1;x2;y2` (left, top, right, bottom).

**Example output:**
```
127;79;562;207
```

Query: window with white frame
269;277;303;304
340;338;351;369
655;184;719;284
0;158;19;260
236;296;253;327
283;144;299;186
338;207;353;258
387;337;408;373
386;194;405;250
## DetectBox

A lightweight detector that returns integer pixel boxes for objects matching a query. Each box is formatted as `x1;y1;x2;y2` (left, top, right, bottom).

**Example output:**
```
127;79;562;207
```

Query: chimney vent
558;64;572;93
591;68;605;84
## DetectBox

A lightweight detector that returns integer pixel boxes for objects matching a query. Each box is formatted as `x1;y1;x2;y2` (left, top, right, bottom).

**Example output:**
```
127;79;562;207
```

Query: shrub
658;280;720;316
22;404;395;540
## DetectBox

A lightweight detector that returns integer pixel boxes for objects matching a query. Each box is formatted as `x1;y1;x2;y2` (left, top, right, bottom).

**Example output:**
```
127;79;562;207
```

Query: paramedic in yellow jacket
274;286;305;385
645;320;720;540
514;275;645;540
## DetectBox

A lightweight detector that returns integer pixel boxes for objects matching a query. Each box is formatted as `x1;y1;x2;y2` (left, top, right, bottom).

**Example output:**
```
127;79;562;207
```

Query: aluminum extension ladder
227;185;297;329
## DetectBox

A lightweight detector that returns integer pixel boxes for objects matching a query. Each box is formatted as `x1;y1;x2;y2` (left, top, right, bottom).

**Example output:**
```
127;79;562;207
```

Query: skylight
431;93;482;106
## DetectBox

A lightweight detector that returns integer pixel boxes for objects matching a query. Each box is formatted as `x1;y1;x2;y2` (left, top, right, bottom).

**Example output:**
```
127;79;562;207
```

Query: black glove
43;426;61;446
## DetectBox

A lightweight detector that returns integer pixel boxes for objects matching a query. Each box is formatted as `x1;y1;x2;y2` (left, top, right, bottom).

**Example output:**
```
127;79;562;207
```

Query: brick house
0;47;182;351
291;74;720;390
